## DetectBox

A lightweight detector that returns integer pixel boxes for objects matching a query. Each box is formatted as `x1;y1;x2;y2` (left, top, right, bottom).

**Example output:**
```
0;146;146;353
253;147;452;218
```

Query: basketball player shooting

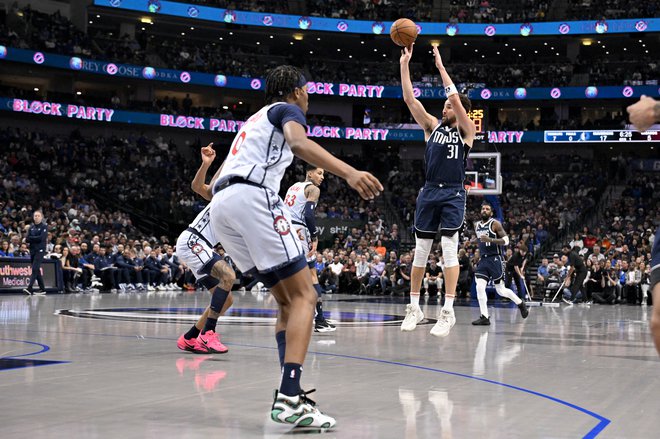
399;44;476;338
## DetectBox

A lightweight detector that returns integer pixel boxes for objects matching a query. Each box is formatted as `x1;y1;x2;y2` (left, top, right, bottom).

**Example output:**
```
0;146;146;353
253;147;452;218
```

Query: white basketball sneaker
401;304;424;332
430;308;456;337
270;389;336;428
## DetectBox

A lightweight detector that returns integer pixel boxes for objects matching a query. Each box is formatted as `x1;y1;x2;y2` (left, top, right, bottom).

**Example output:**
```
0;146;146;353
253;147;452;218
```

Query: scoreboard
544;130;660;143
468;109;486;133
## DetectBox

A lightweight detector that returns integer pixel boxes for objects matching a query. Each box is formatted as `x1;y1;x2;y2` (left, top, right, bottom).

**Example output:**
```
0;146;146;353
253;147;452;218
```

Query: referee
23;210;48;295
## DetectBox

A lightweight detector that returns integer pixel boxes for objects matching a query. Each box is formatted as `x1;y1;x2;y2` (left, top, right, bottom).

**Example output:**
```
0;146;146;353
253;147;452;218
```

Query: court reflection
176;356;227;392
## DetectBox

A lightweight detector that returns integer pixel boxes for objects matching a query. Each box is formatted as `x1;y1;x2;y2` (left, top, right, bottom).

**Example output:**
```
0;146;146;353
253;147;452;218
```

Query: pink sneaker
193;331;228;354
177;334;197;352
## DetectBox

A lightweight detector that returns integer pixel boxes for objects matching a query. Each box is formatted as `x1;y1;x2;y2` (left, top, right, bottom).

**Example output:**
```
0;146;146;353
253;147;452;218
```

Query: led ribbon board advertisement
3;97;546;143
1;47;658;101
0;258;63;293
94;0;659;36
7;98;659;144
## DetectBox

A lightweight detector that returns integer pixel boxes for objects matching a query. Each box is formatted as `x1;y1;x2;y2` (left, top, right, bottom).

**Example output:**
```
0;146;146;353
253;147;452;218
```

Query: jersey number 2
231;131;247;155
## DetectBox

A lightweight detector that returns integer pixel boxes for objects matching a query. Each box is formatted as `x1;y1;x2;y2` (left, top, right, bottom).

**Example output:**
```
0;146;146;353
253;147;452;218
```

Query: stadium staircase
87;188;173;240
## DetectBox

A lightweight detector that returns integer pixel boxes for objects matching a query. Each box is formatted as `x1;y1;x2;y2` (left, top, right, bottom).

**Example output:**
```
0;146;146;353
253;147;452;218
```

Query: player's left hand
432;46;445;71
627;95;657;132
346;170;383;200
201;143;216;165
307;239;318;258
479;235;491;243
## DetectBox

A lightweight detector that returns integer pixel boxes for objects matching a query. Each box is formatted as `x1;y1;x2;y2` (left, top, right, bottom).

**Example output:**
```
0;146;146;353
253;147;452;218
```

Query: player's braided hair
265;65;306;104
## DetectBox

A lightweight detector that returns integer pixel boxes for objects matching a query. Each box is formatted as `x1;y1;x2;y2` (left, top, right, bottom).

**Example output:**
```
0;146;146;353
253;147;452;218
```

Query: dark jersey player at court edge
399;43;476;338
472;203;529;325
562;244;588;304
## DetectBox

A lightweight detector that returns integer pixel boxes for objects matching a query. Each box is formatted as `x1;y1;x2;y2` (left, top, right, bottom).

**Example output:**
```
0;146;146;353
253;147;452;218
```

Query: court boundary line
4;330;610;438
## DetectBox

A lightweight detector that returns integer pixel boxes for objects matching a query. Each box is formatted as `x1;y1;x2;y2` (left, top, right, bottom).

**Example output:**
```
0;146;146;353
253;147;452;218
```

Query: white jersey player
175;144;235;355
208;65;382;428
285;166;335;332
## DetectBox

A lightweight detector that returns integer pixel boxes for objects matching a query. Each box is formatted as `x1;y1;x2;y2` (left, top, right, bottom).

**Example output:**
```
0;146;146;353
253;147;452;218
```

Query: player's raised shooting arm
400;45;437;135
283;121;383;200
432;46;476;141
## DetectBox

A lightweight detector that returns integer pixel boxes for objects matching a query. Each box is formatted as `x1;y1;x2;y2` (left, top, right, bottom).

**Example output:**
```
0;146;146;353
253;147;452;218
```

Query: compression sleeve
303;201;317;238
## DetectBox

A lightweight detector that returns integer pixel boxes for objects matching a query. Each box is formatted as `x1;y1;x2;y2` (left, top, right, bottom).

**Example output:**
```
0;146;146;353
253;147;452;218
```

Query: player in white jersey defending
208;65;382;428
175;144;235;354
285;165;336;333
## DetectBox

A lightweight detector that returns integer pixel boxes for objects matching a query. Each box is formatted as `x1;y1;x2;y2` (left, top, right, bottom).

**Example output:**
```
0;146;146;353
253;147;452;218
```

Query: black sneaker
471;315;490;326
314;320;336;333
23;288;32;296
518;301;529;318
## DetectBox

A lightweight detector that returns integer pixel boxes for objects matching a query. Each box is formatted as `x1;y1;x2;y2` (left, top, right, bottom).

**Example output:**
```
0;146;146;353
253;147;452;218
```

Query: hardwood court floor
1;290;657;438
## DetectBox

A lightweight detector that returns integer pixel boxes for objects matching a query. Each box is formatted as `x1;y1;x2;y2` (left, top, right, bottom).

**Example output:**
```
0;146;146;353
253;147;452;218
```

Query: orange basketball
390;18;418;47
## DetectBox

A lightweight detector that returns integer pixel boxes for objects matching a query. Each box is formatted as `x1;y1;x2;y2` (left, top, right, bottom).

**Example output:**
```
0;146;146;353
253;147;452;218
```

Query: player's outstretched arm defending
283;123;382;200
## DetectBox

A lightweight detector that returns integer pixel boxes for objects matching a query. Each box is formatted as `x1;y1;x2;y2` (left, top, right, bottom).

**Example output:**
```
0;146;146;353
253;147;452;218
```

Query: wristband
444;84;458;97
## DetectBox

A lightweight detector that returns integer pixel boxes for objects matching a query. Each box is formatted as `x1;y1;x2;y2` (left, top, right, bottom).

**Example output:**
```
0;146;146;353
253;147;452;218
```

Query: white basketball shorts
209;183;306;282
175;228;222;287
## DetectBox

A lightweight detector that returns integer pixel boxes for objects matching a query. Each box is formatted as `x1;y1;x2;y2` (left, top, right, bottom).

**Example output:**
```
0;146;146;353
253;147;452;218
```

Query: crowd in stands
535;173;658;305
2;6;657;91
449;0;550;24
566;0;659;20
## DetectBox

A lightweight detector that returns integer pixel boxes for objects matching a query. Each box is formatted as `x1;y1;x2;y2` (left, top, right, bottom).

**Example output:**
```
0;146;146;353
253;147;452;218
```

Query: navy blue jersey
475;219;502;257
424;124;469;185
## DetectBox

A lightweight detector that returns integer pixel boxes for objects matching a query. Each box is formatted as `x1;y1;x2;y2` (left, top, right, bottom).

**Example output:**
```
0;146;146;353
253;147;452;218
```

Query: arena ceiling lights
94;0;659;36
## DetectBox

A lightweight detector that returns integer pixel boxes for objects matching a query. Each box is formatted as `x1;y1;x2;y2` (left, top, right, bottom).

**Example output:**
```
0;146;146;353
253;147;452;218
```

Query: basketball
390;18;418;47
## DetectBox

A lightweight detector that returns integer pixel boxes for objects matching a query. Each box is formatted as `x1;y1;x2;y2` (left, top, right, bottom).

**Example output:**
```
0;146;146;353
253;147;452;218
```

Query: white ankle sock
410;293;420;307
443;296;455;309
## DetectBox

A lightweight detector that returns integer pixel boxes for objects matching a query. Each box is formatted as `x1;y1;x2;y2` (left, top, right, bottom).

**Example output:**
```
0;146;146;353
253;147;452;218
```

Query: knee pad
441;232;459;267
413;238;434;267
210;287;229;313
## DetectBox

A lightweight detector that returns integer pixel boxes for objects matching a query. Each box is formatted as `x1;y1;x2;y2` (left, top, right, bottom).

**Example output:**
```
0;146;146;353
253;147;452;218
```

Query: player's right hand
201;143;216;165
400;44;413;65
346;170;383;200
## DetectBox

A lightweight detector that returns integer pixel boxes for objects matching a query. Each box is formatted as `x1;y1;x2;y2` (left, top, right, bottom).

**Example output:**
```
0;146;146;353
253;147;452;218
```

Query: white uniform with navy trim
213;102;293;195
175;206;220;281
285;181;315;263
208;103;304;274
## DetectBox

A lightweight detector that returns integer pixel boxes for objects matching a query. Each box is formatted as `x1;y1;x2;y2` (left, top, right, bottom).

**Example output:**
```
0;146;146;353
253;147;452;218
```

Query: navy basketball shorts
414;185;466;239
475;255;505;283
